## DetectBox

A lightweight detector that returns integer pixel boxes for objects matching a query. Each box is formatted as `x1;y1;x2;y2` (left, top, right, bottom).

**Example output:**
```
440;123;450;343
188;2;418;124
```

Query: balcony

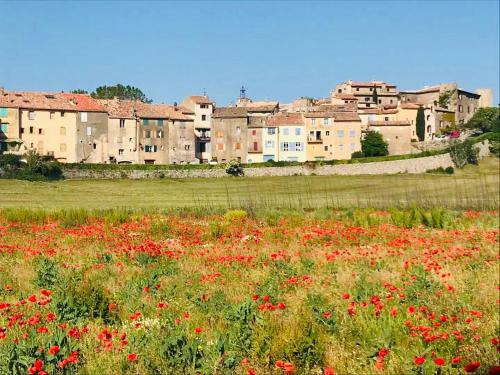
195;131;211;142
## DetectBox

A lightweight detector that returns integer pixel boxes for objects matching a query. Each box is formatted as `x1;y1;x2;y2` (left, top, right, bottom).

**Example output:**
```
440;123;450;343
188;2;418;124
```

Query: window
339;144;344;151
143;119;149;125
252;129;257;136
21;128;25;134
283;128;289;136
235;143;241;150
50;112;55;119
379;99;382;104
365;97;370;102
60;143;67;152
267;128;276;135
217;143;224;151
119;119;125;128
80;112;88;122
324;145;329;151
467;106;470;113
366;104;371;108
202;115;207;121
337;130;345;137
61;111;65;117
458;105;463;113
266;140;274;148
157;130;164;138
369;88;373;92
200;104;208;109
157;119;163;126
144;130;151;138
295;142;302;151
86;127;92;136
281;142;289;151
356;88;359;91
384;117;389;121
311;119;316;127
295;128;301;136
338;89;342;93
325;131;330;136
59;127;66;137
350;143;355;151
323;118;330;126
349;130;356;137
118;149;124;155
93;143;97;150
185;145;190;150
253;142;258;151
28;111;35;120
216;131;224;137
440;121;444;127
236;126;241;135
38;128;43;135
29;126;34;134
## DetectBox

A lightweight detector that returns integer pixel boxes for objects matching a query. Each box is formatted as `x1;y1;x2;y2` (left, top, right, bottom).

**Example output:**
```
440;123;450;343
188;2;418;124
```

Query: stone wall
62;140;490;179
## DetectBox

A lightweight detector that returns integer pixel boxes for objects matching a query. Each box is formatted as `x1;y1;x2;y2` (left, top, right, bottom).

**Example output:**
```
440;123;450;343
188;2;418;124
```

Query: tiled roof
349;81;396;88
212;107;248;118
136;103;193;121
266;113;304;126
400;86;440;94
58;93;106;112
399;103;421;110
187;95;213;105
96;99;137;118
369;120;411;126
333;93;358;100
0;91;105;112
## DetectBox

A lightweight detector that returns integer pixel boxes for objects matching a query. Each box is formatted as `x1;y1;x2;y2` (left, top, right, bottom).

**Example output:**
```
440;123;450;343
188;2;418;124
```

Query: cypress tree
416;106;425;141
372;87;379;106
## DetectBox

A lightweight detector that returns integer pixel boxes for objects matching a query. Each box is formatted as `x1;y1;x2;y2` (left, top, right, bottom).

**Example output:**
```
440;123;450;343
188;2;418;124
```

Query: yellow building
304;111;361;161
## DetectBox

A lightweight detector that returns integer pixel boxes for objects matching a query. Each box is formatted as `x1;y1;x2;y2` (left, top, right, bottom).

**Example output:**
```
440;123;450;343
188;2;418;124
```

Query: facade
0;91;108;163
333;81;399;109
368;121;413;155
211;107;249;163
181;95;214;163
264;113;306;162
400;83;481;125
304;111;362;161
475;88;493;108
247;117;264;163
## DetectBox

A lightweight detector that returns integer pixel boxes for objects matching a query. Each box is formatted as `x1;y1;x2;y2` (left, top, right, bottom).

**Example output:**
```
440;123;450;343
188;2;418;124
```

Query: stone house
264;112;306;162
0;90;108;163
368;120;413;155
304;111;362;161
333;81;399;110
211;107;249;163
180;95;214;163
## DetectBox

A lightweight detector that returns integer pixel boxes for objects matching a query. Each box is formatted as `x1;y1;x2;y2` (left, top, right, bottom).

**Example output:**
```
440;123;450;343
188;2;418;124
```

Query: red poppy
464;362;480;373
489;365;500;375
48;345;60;355
283;362;295;374
248;368;256;375
435;358;445;366
414;356;425;365
324;367;335;375
194;327;202;334
275;360;285;368
127;353;138;362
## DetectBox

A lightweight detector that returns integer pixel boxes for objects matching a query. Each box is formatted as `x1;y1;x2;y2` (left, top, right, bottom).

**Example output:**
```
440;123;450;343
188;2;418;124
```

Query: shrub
426;166;454;174
224;209;248;222
361;131;389;157
225;159;244;176
351;151;364;158
449;140;479;168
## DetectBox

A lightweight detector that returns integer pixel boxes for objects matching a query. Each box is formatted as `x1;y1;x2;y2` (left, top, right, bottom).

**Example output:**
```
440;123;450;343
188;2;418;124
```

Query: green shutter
157;119;163;126
143;119;149;125
0;123;8;133
0;108;8;117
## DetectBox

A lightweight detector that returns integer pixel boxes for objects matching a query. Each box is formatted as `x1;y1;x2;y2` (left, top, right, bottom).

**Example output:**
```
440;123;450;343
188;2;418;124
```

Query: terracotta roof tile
187;95;213;105
0;91;105;112
212;107;248;118
96;99;137;118
266;113;304;126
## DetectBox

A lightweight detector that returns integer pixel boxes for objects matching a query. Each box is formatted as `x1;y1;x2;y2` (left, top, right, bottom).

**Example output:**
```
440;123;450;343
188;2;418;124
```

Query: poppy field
0;208;498;374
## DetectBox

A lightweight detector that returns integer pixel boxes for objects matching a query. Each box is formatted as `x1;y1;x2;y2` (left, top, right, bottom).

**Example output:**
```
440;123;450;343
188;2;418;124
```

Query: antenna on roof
240;85;247;99
202;88;207;97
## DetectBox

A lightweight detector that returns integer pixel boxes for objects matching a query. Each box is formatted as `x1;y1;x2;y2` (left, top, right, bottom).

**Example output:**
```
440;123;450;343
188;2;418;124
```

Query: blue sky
1;1;499;105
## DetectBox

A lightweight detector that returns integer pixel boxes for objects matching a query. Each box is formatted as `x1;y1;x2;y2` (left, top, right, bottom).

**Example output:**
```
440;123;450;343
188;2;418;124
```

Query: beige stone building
304;111;362;160
0;90;108;163
367;120;413;155
181;95;214;163
333;80;399;109
211;107;249;163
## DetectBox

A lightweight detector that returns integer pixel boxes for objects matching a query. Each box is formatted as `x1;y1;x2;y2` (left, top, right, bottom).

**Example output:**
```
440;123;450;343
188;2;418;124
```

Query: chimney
0;87;4;96
173;102;178;111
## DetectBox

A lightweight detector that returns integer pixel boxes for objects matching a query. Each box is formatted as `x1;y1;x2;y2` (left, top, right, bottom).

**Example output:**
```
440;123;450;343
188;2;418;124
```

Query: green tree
464;107;499;133
372;87;378;105
70;89;88;94
438;89;455;108
90;84;152;103
361;131;388;157
416;106;425;141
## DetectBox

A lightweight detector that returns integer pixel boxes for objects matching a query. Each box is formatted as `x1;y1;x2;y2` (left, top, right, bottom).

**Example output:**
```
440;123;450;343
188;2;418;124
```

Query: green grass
0;158;498;211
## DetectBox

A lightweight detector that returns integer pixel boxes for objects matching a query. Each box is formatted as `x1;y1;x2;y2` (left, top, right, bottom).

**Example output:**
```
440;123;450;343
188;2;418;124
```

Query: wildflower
452;356;462;364
342;293;350;299
435;357;445;366
48;345;60;355
277;302;286;310
275;360;285;369
414;356;425;365
464;362;480;373
194;327;202;334
127;353;138;362
283;362;295;373
324;367;335;375
248;368;256;375
323;311;331;319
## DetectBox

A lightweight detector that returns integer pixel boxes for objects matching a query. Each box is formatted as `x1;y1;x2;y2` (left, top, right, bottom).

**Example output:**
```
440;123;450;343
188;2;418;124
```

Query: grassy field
0;158;498;211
